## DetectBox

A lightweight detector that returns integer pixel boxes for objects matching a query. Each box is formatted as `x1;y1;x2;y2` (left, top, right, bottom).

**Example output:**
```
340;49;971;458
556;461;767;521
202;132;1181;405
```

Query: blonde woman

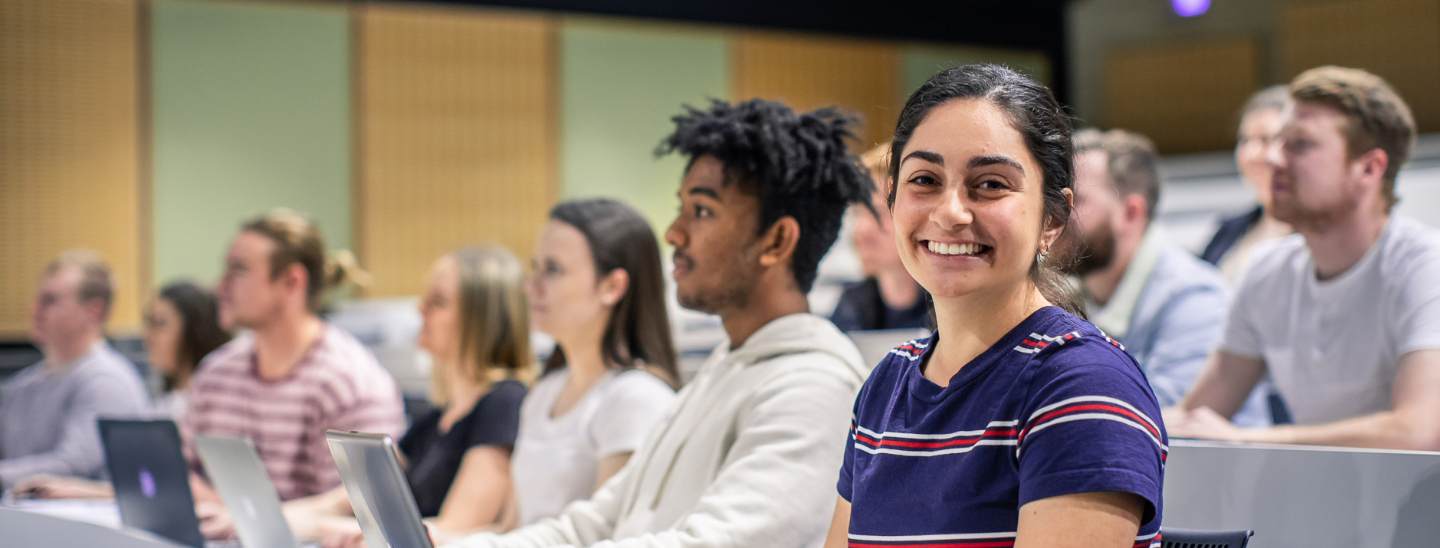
289;246;532;547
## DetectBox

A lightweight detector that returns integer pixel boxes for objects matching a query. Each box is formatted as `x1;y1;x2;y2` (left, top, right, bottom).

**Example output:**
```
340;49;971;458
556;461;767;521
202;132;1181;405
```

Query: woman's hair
861;141;892;180
887;64;1084;317
1241;84;1289;119
542;199;679;387
240;208;369;313
157;281;232;391
432;245;533;406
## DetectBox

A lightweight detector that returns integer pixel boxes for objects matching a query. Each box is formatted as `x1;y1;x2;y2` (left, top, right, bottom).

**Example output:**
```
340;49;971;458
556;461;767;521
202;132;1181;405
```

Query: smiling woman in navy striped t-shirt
823;64;1168;548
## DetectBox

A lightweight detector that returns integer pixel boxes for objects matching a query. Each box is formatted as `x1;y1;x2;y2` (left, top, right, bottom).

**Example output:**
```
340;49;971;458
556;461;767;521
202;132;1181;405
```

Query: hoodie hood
722;313;868;384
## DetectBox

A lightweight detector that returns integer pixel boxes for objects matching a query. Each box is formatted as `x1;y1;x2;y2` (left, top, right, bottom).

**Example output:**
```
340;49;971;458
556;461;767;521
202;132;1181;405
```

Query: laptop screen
98;419;205;548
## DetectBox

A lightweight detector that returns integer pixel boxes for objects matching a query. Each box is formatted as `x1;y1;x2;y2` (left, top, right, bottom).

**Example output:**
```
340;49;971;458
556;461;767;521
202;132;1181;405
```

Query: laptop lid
325;430;433;548
1165;440;1440;547
193;435;300;548
98;419;206;548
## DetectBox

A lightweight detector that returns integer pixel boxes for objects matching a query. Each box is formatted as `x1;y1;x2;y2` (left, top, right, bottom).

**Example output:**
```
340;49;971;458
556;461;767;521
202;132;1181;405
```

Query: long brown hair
240;208;369;313
432;246;533;406
156;281;232;391
542;199;679;387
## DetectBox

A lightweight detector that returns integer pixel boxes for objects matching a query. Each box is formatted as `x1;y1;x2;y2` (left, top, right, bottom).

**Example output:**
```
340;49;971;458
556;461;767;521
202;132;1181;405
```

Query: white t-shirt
1220;216;1440;425
510;368;676;526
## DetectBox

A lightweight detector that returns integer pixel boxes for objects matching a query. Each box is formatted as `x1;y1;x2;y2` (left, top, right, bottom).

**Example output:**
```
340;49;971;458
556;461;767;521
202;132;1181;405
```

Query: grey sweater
0;340;150;487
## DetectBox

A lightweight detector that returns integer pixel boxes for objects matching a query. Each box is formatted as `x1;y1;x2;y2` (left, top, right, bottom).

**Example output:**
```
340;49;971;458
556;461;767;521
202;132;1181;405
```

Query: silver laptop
193;435;301;548
326;430;433;548
1165;439;1440;547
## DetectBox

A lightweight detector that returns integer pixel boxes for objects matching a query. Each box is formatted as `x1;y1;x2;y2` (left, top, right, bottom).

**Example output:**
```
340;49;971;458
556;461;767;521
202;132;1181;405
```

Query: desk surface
1164;440;1440;548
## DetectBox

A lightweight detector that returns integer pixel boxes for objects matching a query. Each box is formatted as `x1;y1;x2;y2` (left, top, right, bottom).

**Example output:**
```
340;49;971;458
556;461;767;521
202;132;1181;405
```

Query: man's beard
673;248;754;314
1055;217;1117;277
1271;188;1355;232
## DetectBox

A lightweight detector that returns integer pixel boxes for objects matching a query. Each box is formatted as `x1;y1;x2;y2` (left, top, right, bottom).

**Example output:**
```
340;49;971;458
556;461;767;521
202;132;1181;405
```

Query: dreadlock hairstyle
656;98;876;292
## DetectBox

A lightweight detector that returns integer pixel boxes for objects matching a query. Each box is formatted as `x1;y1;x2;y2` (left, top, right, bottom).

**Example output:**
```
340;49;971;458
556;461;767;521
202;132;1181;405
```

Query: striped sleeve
1015;342;1167;526
837;403;860;502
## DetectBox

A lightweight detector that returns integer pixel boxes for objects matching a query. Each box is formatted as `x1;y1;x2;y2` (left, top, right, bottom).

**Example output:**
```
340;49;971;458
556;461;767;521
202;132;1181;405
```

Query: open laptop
99;419;207;548
193;435;301;548
1165;439;1440;547
326;430;434;548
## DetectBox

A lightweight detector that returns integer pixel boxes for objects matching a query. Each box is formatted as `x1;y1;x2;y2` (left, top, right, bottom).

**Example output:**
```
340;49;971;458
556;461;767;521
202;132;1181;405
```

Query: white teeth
927;242;984;256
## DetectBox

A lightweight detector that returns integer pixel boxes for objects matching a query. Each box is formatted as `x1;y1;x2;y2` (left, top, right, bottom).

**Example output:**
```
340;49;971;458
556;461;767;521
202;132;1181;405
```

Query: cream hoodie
446;313;867;548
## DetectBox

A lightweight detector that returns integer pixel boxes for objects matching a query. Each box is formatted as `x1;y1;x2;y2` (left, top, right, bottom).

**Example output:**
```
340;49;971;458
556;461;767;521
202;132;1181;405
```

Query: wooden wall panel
355;3;556;297
732;31;899;149
1105;38;1259;154
1280;0;1440;132
0;0;143;336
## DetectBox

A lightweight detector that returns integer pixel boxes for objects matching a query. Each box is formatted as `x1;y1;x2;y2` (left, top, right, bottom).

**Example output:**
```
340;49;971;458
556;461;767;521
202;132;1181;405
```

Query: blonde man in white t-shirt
1166;66;1440;450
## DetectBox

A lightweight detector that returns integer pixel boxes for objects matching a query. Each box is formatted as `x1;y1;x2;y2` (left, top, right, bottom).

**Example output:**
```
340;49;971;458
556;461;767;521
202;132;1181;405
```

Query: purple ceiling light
1172;0;1210;17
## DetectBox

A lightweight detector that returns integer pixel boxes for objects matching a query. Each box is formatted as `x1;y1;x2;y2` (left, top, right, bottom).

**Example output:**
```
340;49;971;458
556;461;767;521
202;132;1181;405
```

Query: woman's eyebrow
969;155;1024;173
902;150;944;165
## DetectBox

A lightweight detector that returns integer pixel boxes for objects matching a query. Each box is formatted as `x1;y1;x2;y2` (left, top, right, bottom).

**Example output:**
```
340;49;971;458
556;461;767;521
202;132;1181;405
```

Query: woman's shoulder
484;378;529;403
1018;312;1160;410
601;368;678;402
1023;312;1145;379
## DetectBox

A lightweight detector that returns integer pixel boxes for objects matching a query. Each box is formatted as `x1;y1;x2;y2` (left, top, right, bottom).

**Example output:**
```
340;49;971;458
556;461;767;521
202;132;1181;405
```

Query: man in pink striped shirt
182;210;404;504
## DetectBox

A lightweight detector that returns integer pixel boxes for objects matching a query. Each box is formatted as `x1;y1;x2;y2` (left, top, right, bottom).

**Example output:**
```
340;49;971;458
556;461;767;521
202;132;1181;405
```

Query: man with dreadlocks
448;100;874;548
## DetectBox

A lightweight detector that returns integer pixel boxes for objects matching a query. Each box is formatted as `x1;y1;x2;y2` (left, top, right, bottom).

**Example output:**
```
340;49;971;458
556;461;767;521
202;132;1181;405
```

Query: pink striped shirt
181;324;405;500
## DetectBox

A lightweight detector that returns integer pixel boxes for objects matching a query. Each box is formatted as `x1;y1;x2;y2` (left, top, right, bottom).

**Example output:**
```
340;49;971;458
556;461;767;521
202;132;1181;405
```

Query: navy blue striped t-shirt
838;306;1167;548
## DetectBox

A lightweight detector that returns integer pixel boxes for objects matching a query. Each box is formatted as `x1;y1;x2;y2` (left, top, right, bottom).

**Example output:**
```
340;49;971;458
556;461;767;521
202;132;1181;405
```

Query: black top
1200;205;1264;266
398;380;527;517
829;277;932;332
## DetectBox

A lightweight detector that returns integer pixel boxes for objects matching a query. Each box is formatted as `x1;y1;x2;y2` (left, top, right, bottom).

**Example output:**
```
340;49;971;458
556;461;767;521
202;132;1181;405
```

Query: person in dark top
285;246;532;546
1201;85;1293;283
830;143;932;332
824;64;1165;548
400;378;526;518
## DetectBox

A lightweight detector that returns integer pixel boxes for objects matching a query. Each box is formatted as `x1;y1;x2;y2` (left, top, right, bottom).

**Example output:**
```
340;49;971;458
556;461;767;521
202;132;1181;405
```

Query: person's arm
11;475;113;499
431;446;513;532
0;374;147;486
1015;347;1165;548
1174;349;1440;450
444;455;631;548
1014;492;1144;548
821;496;850;548
590;373;674;494
1171;350;1266;420
1140;285;1229;408
282;486;356;540
446;364;859;548
594;452;632;493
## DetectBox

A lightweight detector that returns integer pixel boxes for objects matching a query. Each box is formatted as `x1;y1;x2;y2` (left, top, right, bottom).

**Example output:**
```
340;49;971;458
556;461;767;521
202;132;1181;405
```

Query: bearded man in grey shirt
0;250;149;488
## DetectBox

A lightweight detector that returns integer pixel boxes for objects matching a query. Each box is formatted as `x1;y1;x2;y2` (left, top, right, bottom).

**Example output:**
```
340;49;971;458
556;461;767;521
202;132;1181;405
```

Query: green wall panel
151;0;350;286
559;18;730;234
901;45;1053;97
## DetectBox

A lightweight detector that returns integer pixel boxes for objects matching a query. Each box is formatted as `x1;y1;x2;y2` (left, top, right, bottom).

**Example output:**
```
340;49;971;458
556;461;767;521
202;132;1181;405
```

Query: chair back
1160;528;1254;548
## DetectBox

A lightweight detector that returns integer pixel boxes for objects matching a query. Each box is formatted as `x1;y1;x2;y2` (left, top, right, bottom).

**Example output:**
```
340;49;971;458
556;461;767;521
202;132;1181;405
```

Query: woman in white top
511;198;680;528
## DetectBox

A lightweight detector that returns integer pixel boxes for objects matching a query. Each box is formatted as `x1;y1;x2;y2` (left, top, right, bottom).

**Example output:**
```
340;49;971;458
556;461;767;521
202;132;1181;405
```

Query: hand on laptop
1166;406;1250;442
10;475;114;499
197;500;237;539
321;529;365;548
